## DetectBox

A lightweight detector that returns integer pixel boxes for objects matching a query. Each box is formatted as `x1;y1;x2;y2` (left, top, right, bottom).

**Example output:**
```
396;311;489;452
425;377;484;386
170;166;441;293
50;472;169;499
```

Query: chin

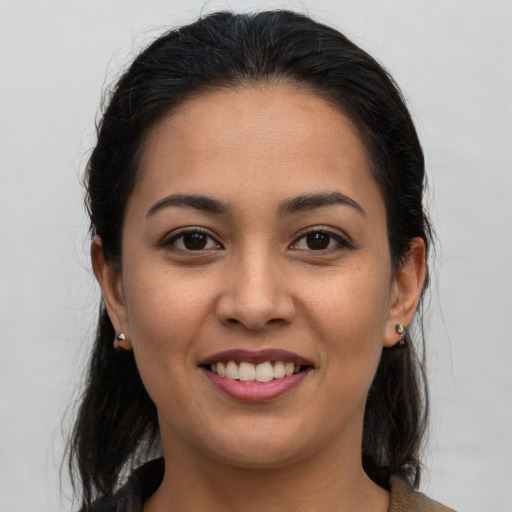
195;418;321;470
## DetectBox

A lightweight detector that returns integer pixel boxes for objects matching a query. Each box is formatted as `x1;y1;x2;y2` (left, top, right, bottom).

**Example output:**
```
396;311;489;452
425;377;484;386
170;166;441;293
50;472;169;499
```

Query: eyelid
290;226;353;251
162;227;224;250
159;225;352;252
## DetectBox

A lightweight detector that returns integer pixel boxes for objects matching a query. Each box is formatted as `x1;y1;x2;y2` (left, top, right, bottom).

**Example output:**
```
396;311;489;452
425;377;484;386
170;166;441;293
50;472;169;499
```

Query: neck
144;430;389;512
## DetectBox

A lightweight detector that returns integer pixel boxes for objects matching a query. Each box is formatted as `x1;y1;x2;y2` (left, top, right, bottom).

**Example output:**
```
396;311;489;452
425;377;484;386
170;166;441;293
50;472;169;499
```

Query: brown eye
291;229;351;252
306;232;330;250
182;232;208;250
167;230;221;251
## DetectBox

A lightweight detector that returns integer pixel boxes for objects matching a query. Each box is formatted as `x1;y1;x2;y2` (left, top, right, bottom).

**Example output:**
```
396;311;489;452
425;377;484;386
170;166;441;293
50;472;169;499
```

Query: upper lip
199;349;313;367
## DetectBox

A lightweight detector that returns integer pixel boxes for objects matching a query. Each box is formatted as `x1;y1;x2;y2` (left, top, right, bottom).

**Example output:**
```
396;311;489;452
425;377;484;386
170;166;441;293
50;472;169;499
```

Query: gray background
1;1;511;510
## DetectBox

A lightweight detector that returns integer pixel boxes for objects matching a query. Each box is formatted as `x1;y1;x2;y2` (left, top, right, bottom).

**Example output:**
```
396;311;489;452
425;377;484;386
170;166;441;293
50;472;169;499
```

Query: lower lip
201;367;312;402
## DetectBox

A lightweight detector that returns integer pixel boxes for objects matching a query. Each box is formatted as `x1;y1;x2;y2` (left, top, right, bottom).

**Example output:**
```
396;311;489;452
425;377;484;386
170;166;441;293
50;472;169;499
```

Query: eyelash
290;228;352;252
163;228;222;252
162;227;352;253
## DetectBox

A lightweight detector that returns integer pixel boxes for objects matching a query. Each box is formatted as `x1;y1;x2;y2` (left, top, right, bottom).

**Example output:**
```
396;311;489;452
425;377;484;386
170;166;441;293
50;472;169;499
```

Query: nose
215;248;296;330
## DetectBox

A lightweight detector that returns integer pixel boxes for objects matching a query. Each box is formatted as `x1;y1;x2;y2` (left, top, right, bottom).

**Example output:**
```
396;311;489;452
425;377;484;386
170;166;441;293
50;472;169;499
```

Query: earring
113;333;132;352
395;324;407;347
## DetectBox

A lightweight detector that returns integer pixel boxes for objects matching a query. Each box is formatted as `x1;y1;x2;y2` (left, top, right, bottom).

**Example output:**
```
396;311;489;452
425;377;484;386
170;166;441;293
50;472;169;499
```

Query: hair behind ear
362;329;428;489
68;303;160;507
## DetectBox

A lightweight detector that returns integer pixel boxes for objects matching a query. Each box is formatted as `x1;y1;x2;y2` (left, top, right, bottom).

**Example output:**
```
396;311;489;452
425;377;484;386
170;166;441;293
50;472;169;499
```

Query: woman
68;10;455;512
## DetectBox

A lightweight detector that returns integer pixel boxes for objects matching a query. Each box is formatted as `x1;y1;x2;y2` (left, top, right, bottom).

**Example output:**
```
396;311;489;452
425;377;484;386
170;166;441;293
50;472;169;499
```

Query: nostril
215;283;295;330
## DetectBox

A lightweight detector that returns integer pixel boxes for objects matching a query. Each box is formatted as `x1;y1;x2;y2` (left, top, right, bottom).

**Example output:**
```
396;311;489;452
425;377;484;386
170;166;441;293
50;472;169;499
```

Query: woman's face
99;85;420;470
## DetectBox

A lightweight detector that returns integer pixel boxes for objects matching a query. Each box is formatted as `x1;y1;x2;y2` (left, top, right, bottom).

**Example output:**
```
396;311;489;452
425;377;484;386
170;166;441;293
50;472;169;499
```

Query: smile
209;360;303;382
199;349;314;401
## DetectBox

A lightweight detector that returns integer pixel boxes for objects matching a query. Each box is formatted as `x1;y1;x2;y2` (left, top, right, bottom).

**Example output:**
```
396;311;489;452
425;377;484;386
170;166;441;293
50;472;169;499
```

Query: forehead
135;85;382;215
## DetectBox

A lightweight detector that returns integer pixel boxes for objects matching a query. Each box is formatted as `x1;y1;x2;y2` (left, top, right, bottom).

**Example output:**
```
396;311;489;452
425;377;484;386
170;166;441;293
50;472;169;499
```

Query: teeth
273;361;285;379
210;360;305;382
239;361;256;381
255;362;274;382
225;360;239;380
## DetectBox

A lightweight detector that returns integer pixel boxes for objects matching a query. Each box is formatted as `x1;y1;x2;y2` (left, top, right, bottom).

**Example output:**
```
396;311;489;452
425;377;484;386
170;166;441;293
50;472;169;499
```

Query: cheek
122;268;221;421
123;266;217;372
303;266;391;386
306;267;391;342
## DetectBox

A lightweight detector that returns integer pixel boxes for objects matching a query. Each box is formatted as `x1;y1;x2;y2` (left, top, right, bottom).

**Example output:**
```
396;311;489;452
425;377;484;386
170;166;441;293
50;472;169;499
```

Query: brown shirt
85;458;456;512
389;476;456;512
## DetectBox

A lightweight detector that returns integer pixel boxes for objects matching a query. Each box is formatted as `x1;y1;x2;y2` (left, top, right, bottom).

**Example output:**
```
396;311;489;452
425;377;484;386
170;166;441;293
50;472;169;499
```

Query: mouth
199;349;314;385
203;360;312;382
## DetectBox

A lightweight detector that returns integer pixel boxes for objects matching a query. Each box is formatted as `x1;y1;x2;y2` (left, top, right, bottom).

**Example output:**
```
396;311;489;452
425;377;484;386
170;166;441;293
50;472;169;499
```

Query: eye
166;229;222;251
291;230;350;251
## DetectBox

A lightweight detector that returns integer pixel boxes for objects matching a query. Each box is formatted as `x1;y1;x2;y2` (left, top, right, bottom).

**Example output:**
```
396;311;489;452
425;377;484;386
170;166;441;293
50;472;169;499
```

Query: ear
91;237;129;340
384;237;427;348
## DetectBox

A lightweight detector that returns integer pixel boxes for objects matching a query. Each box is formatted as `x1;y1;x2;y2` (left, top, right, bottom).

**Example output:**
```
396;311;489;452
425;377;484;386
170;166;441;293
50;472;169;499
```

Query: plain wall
1;1;511;510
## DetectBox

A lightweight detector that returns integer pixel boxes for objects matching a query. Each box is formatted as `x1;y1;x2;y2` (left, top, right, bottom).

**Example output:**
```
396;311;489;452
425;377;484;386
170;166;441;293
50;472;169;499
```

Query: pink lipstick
199;349;313;402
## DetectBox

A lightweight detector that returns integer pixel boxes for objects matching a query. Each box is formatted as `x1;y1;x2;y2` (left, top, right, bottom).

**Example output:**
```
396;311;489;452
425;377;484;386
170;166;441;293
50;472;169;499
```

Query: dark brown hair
69;10;432;508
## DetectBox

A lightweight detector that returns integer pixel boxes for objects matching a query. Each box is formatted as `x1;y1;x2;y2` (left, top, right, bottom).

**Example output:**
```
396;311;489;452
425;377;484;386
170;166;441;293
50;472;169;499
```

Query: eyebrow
146;194;230;218
146;190;365;219
278;192;365;217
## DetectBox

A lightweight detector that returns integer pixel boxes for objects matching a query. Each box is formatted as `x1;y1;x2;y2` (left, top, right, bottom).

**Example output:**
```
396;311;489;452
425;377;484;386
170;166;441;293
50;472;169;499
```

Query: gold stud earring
395;324;407;347
113;333;132;352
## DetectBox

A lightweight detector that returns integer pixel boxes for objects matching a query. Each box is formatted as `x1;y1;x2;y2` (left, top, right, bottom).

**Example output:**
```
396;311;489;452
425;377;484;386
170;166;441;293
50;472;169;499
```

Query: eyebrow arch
146;194;230;218
278;191;365;216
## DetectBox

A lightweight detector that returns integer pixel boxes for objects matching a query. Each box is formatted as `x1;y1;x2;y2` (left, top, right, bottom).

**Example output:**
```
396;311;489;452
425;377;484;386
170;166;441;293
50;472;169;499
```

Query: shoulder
389;475;457;512
81;458;165;512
